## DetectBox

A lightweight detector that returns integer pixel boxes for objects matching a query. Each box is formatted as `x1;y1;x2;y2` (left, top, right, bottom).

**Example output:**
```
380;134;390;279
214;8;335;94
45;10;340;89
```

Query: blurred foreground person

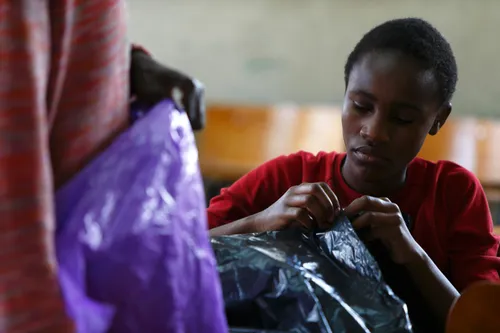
0;1;211;332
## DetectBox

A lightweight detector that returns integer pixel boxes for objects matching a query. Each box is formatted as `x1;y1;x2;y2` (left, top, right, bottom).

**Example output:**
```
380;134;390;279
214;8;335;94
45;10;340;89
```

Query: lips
352;146;389;165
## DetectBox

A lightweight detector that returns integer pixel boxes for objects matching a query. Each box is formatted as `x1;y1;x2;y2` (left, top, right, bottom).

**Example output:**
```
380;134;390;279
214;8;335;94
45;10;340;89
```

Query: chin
349;159;388;182
355;168;384;183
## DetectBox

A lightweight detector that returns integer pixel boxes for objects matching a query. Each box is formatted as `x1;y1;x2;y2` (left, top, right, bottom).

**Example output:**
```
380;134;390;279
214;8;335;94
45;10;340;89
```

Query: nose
360;113;390;144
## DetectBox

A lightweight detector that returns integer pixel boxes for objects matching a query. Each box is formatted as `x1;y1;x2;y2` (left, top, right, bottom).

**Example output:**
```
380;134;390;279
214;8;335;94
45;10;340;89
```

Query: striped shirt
0;1;129;331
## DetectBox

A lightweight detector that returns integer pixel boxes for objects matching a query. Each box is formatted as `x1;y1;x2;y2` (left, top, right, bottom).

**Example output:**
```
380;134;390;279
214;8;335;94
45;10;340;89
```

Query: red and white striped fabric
0;1;129;331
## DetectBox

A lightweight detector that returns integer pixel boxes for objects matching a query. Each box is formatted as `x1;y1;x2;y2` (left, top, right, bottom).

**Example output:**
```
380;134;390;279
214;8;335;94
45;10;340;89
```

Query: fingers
352;212;402;254
318;182;341;215
181;79;205;130
283;207;316;229
344;195;399;219
132;55;206;130
351;211;401;230
287;182;340;229
286;194;325;227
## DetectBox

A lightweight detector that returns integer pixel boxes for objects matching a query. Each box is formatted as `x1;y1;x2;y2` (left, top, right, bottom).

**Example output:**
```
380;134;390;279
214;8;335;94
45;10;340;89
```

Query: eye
351;100;372;112
392;112;417;125
394;118;414;125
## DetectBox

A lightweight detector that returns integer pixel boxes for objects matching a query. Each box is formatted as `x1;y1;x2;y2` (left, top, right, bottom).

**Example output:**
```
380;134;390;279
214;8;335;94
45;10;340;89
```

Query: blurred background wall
127;0;500;227
128;0;500;118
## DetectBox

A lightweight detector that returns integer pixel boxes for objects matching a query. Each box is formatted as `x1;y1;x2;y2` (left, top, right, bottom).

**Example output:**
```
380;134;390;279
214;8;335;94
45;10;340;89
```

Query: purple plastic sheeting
55;100;228;333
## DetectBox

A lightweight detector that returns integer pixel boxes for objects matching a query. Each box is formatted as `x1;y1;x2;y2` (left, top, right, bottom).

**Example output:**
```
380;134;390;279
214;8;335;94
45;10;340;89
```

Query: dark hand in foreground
130;49;205;130
253;182;341;232
345;196;424;264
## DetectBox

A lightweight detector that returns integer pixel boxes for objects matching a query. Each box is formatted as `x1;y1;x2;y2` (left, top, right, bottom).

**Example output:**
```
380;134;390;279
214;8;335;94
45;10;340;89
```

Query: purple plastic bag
55;100;228;333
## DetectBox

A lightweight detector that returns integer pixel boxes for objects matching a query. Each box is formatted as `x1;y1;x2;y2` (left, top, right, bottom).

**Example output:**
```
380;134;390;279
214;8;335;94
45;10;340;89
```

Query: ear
429;102;452;136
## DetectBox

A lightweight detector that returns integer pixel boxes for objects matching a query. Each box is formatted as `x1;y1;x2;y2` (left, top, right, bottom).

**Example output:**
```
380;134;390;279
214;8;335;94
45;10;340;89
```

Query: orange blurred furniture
418;117;500;189
197;103;499;184
195;103;344;181
446;281;500;333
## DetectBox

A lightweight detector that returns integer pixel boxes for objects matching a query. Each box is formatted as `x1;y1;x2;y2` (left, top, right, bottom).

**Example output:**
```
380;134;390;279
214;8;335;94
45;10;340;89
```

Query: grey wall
128;0;500;118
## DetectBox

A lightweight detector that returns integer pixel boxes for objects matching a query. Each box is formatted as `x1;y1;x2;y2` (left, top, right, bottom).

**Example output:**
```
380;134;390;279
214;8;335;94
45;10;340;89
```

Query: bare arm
405;250;459;325
209;215;261;237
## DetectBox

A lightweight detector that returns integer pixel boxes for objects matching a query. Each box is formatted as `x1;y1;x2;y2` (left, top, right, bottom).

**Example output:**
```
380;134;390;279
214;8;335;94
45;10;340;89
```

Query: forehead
347;51;439;105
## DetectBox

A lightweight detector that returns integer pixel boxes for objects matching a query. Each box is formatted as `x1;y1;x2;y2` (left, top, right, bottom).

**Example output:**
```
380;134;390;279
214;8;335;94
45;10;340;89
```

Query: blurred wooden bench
419;117;500;190
196;103;500;232
197;104;499;182
195;103;344;181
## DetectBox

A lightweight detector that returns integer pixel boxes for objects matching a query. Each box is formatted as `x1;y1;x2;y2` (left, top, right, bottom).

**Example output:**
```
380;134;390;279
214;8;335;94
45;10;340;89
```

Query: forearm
405;251;459;326
209;215;260;237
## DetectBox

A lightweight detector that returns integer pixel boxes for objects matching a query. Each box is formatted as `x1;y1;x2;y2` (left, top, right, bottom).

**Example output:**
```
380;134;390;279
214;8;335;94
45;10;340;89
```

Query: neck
341;157;407;197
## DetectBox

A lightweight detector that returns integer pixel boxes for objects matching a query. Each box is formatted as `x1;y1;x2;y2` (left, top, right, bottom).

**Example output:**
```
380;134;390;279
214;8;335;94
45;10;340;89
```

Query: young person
207;18;500;329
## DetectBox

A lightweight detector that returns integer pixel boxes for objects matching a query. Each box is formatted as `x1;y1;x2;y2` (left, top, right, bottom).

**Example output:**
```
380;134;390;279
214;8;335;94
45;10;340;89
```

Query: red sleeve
445;167;500;290
207;153;305;229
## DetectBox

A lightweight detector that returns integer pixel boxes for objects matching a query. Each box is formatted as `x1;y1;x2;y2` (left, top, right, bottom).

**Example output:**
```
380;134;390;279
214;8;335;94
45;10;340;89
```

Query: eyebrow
349;89;423;113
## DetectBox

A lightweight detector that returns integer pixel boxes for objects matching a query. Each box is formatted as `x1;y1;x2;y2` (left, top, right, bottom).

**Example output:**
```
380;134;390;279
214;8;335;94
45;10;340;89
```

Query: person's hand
130;49;205;130
344;196;424;265
252;182;341;232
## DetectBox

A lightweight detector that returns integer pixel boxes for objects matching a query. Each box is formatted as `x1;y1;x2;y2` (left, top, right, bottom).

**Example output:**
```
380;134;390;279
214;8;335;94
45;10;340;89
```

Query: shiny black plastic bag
211;215;413;333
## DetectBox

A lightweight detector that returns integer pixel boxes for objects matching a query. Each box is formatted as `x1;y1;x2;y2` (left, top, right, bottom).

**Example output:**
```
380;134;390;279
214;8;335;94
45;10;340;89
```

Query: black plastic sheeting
212;215;415;333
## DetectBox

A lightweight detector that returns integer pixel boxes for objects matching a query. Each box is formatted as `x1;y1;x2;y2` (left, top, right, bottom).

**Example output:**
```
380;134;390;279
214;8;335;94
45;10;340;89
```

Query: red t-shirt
207;150;500;291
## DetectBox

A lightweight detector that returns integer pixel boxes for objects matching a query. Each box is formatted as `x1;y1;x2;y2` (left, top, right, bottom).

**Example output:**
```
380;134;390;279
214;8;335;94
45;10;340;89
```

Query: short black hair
344;18;458;104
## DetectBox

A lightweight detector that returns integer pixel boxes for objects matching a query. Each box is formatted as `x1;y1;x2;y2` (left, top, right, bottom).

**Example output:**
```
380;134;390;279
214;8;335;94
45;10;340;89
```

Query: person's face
342;50;450;184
